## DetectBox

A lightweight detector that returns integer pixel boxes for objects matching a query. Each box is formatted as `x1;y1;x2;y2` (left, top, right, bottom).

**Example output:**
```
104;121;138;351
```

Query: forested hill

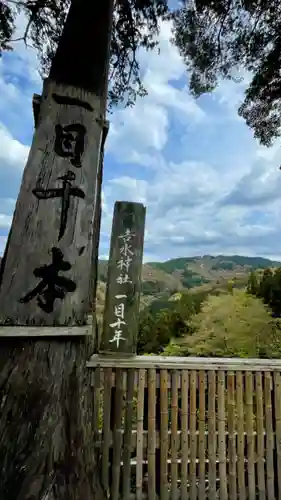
98;254;281;294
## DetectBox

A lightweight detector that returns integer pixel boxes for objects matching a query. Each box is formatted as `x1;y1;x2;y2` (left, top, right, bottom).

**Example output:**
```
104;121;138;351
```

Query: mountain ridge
98;253;281;295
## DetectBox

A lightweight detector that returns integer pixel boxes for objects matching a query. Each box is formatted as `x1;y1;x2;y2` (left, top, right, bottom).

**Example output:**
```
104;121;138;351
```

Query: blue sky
1;19;281;262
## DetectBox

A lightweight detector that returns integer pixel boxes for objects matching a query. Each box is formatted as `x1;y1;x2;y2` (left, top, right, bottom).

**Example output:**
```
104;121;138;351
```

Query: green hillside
95;254;281;326
98;254;281;293
95;256;281;357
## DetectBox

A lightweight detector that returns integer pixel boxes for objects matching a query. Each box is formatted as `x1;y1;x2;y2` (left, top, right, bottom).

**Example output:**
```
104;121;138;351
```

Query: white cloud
102;141;281;261
212;70;252;123
107;20;205;163
0;236;7;256
108;103;169;156
0;125;29;169
0;214;12;228
1;14;281;264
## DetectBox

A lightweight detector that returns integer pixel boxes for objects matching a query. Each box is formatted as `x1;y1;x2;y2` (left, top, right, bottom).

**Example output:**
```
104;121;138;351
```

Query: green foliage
148;255;280;277
247;267;281;316
227;279;235;295
98;260;108;282
181;269;208;288
137;292;203;354
146;299;175;316
246;270;259;295
217;255;279;269
0;0;169;109
141;280;166;296
167;290;281;358
4;2;281;142
148;258;193;273
211;261;235;271
162;340;185;357
172;0;281;145
211;256;280;271
0;2;15;53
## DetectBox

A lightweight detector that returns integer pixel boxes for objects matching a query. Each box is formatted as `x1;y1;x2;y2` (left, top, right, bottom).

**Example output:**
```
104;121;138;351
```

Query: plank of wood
190;370;197;499
87;354;281;371
122;369;135;500
255;371;266;500
111;369;124;500
273;372;281;500
136;369;145;500
100;201;146;355
101;368;112;495
171;371;179;500
227;371;237;500
181;370;189;500
208;370;217;500
160;369;169;500
218;371;227;500
147;369;156;500
198;370;206;500
236;371;246;500
0;79;103;327
92;367;101;444
0;326;91;337
264;372;274;500
245;372;255;500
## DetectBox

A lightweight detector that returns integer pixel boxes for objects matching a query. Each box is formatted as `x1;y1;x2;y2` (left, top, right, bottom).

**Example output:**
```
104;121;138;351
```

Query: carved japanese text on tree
54;124;86;168
20;247;76;314
52;93;94;112
33;171;85;241
0;80;104;326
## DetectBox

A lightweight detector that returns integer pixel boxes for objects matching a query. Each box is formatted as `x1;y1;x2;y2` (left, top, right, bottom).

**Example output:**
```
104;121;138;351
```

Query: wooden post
100;201;146;356
0;2;113;330
0;0;115;499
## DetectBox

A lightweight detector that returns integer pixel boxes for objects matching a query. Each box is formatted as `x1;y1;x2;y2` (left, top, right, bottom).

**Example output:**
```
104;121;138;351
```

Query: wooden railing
87;355;281;500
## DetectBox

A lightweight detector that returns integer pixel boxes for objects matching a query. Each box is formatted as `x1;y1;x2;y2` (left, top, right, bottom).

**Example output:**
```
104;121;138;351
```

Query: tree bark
0;0;114;498
0;79;104;326
91;122;109;353
0;336;105;500
50;0;114;97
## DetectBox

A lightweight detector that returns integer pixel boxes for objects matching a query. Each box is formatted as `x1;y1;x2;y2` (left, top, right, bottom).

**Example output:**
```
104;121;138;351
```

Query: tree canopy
164;289;281;358
0;0;168;108
173;0;281;146
1;0;281;144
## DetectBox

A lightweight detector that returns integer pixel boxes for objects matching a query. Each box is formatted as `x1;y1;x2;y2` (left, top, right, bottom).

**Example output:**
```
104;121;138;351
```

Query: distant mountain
94;254;281;322
98;254;281;294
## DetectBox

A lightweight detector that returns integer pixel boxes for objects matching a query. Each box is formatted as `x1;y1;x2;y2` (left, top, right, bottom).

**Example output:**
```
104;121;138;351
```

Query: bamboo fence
88;356;281;500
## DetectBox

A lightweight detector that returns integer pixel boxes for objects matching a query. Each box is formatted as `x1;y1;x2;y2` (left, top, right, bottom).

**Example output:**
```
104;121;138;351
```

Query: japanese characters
20;247;76;313
20;93;91;312
54;124;86;168
100;201;146;354
33;170;85;241
109;228;135;348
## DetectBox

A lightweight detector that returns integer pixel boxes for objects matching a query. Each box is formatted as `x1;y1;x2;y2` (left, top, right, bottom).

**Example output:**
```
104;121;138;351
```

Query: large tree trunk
0;0;114;497
0;337;105;499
